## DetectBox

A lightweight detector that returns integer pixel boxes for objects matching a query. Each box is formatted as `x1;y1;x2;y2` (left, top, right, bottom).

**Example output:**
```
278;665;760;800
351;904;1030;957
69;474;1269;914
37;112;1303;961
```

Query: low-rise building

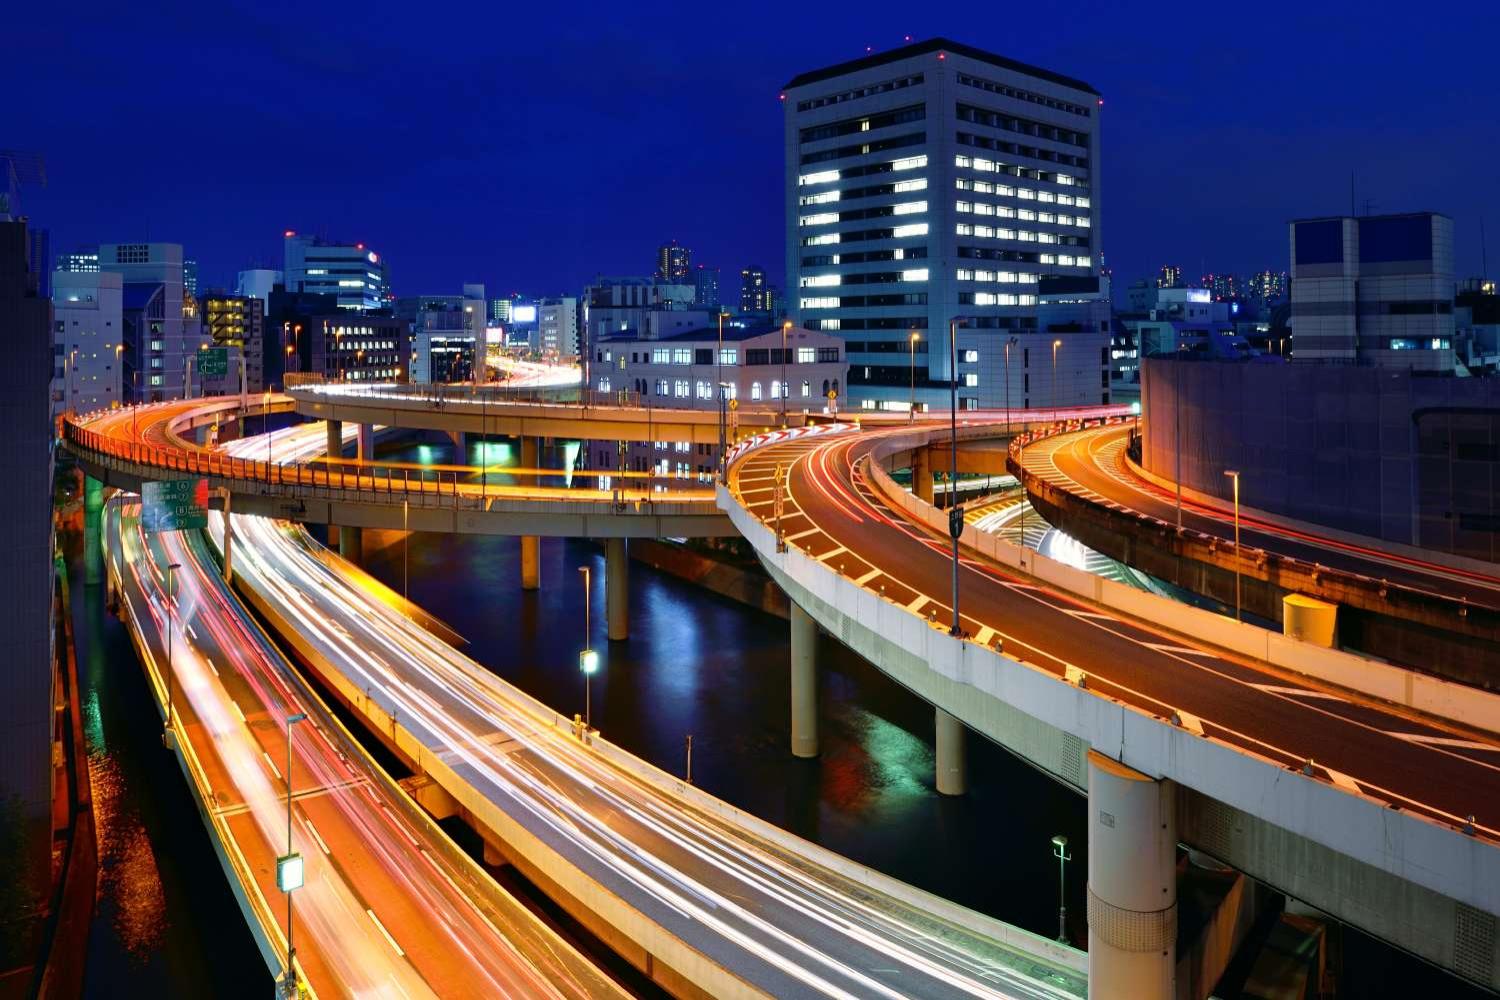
52;270;123;415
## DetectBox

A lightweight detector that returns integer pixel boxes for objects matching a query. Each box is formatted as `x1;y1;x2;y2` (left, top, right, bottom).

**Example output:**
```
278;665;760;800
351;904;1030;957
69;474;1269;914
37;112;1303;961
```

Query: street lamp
1003;336;1018;437
1174;342;1186;531
908;331;920;421
1051;338;1062;419
164;561;181;738
1051;834;1072;943
780;320;791;425
1224;469;1242;622
946;316;969;637
578;565;599;733
277;711;308;999
717;381;732;485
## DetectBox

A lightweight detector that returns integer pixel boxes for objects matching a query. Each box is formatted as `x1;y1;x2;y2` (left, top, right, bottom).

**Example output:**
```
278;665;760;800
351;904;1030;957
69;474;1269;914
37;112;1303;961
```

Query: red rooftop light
283;230;296;237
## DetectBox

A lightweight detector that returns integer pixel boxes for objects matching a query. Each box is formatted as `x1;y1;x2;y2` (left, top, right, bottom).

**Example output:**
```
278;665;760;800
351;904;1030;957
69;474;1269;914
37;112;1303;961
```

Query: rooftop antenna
1361;198;1377;217
1350;171;1356;218
1482;217;1490;281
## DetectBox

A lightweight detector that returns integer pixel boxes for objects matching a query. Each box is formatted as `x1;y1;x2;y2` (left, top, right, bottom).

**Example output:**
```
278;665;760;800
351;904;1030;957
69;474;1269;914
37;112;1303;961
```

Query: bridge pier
912;447;934;504
84;475;104;586
1087;750;1177;1000
606;537;628;640
790;602;818;758
356;422;374;461
338;525;363;563
325;418;343;459
934;708;966;795
520;437;540;589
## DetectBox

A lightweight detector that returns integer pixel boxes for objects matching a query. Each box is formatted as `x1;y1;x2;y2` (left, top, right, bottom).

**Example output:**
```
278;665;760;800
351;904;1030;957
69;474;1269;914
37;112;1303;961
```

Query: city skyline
7;2;1498;299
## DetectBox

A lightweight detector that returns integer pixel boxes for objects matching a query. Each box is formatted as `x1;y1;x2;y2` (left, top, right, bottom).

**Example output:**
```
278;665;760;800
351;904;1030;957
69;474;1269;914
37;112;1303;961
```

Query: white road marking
974;626;995;647
1173;710;1204;736
263;752;282;782
303;817;331;855
785;527;821;542
1392;732;1500;752
854;568;883;586
367;908;405;957
1325;768;1362;794
1251;684;1345;701
816;545;848;563
906;594;929;613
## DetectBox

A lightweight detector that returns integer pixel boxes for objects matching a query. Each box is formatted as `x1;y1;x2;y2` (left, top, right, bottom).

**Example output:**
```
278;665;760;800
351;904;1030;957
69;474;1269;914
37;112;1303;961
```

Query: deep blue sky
8;1;1498;299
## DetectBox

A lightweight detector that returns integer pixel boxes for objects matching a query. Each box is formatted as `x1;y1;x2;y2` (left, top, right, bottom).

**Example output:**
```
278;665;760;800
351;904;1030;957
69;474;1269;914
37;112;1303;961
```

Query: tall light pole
1051;834;1071;942
1004;336;1018;437
780;320;791;425
717;382;732;484
908;330;920;421
946;317;967;637
1225;469;1242;621
1175;343;1185;531
578;565;599;733
1051;338;1062;419
164;561;181;737
278;711;308;999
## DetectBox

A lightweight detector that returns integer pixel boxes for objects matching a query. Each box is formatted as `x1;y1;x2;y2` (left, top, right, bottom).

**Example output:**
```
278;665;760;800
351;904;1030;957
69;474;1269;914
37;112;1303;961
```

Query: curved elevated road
727;426;1500;841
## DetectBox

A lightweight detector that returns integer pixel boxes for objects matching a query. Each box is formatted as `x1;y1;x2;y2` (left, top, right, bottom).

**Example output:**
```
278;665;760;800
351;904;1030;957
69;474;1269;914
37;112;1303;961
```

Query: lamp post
1004;336;1018;437
780;320;791;424
578;565;599;732
1175;342;1185;531
278;711;308;999
1051;834;1072;943
1051;338;1062;420
908;331;920;421
1224;469;1242;621
264;388;274;473
717;382;732;485
946;317;967;637
164;561;181;737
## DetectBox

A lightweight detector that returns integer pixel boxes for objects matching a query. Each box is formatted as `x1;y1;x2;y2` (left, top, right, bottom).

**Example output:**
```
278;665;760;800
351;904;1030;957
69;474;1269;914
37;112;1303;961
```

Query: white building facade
783;37;1104;411
538;296;580;358
52;270;124;416
98;242;199;402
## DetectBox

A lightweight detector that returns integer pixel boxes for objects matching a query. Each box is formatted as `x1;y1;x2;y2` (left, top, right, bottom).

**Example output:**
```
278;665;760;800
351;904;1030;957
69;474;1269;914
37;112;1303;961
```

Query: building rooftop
783;36;1099;96
602;324;821;344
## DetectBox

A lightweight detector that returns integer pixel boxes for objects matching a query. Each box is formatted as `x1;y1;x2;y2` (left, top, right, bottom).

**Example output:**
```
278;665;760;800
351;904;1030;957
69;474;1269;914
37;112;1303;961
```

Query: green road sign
142;478;208;532
196;347;229;378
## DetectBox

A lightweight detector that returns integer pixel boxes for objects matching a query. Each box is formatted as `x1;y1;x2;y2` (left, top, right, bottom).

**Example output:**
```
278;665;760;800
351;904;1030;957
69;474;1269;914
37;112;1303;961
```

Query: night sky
8;0;1498;299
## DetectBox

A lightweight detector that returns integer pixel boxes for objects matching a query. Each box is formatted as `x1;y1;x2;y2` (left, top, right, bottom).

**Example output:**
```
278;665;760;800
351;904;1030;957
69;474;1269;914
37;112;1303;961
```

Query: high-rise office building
1247;269;1288;306
52;270;124;415
283;231;389;311
739;265;769;313
489;298;511;325
98;242;198;401
783;37;1102;410
1290;212;1455;370
26;227;49;299
693;265;720;309
656;240;693;283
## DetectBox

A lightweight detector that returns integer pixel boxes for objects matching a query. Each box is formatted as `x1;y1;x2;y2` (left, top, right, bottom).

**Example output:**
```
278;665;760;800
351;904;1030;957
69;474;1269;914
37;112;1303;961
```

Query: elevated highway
721;420;1500;996
1014;423;1500;683
102;500;623;999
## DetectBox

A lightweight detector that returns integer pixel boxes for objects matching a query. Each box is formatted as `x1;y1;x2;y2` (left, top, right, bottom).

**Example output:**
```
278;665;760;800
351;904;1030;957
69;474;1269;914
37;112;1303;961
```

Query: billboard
511;304;537;323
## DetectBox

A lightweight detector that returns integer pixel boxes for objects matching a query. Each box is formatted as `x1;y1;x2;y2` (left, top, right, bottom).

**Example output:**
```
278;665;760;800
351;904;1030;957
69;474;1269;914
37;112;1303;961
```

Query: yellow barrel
1283;593;1337;647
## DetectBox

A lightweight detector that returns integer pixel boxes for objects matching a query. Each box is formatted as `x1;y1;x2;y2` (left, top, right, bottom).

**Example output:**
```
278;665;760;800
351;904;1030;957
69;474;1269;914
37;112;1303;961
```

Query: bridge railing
61;416;717;511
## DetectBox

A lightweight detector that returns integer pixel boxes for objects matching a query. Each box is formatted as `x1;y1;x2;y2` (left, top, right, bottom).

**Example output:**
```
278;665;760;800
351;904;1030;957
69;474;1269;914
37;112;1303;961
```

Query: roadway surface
728;428;1500;841
1023;424;1500;612
104;501;620;998
214;424;1085;1000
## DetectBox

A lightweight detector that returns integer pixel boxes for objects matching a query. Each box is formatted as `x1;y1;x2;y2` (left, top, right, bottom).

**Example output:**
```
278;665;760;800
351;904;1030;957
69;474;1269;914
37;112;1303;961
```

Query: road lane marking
262;752;282;782
785;527;821;542
854;568;883;587
816;545;848;563
367;908;405;957
1063;608;1113;620
974;626;995;647
1392;732;1500;752
1146;643;1215;657
303;817;331;855
905;594;929;613
1251;684;1344;701
1173;710;1204;736
1325;768;1362;794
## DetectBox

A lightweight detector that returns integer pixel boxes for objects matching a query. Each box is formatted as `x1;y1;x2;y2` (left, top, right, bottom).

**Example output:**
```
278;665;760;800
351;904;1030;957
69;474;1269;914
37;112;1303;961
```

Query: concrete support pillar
357;422;374;462
220;490;233;584
338;524;363;563
84;476;105;586
934;708;967;795
520;436;540;589
325;418;343;460
1086;750;1177;1000
913;447;934;505
789;602;818;758
606;537;628;641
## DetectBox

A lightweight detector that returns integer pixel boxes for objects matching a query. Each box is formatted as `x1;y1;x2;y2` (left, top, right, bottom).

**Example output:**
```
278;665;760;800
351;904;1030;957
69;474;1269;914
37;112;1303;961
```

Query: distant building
1199;272;1239;302
184;258;199;297
538;296;580;358
203;292;268;391
27;227;49;299
55;249;98;274
52;270;124;415
1290;212;1454;370
587;323;848;480
1157;265;1182;288
693;265;721;309
739;265;769;313
308;315;407;383
283;231;389;312
404;286;485;383
582;275;700;351
235;268;282;314
1247;269;1287;307
783;37;1102;410
656;240;693;283
1455;278;1500;375
489;297;511;325
99;242;198;402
